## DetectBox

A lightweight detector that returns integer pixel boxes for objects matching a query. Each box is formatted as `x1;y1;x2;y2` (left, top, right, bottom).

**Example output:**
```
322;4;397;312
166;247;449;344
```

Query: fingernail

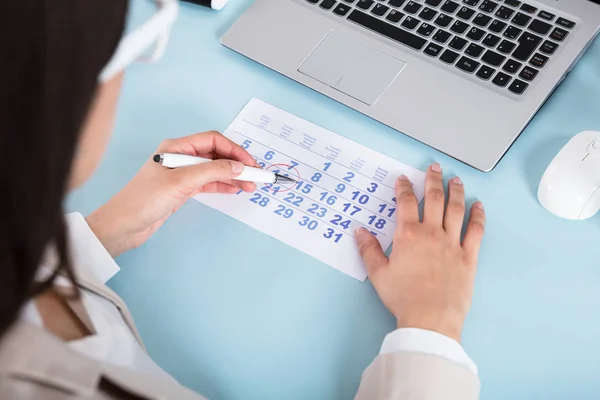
396;175;409;190
451;177;463;186
474;201;484;210
231;161;244;174
355;227;367;239
431;163;442;173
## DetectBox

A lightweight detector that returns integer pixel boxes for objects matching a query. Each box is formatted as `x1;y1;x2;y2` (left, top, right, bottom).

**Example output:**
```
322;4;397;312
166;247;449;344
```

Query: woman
0;1;486;399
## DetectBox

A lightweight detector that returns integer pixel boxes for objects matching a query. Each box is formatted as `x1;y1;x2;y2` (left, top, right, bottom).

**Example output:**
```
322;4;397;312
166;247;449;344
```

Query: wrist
85;211;129;258
396;314;464;343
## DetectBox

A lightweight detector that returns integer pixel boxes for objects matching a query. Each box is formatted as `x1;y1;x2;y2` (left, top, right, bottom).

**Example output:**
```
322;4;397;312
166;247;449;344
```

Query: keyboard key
333;3;351;15
556;17;575;29
347;10;428;49
530;52;548;68
482;49;506;66
419;7;438;21
512;31;542;61
450;20;469;34
402;16;420;29
483;33;501;47
372;3;390;15
492;71;511;87
479;0;498;13
529;19;552;35
550;27;568;42
357;0;375;9
456;56;481;72
519;65;538;81
441;0;460;13
502;58;522;73
504;0;521;6
508;79;528;94
388;0;406;6
466;43;485;57
495;6;514;20
435;14;454;27
512;12;531;26
424;42;444;57
489;19;507;33
386;9;405;22
467;26;486;41
433;29;452;43
320;0;337;9
539;40;558;55
418;22;436;36
476;64;495;80
538;11;555;21
404;1;422;13
425;0;443;6
440;49;461;64
449;36;468;50
307;0;320;3
497;39;516;53
463;0;480;5
474;13;492;26
503;25;522;39
457;6;476;20
520;3;536;13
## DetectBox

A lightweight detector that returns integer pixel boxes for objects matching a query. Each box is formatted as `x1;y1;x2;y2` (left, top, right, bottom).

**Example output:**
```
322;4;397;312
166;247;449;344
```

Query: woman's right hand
355;163;485;343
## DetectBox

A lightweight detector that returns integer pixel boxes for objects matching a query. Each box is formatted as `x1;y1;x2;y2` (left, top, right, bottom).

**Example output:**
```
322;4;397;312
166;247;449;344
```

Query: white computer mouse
538;131;600;220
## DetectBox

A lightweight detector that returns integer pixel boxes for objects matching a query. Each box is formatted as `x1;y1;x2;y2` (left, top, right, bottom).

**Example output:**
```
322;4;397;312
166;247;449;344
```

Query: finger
463;202;486;258
171;159;244;194
444;177;466;239
198;182;241;194
355;228;388;276
395;175;419;228
219;179;256;193
422;163;445;227
158;131;256;166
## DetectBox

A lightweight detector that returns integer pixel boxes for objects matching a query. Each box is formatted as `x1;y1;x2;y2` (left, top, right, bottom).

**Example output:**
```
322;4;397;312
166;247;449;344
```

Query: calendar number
296;181;313;194
392;197;397;204
378;204;396;218
308;203;327;218
342;203;361;216
257;161;266;168
262;185;281;195
335;183;346;193
265;150;275;160
311;172;322;182
274;205;294;219
284;193;304;206
367;215;387;229
323;162;332;171
367;182;378;193
250;193;270;207
319;192;337;205
241;139;252;149
299;216;319;230
288;160;299;169
331;214;351;230
351;191;370;205
343;171;355;183
323;228;343;243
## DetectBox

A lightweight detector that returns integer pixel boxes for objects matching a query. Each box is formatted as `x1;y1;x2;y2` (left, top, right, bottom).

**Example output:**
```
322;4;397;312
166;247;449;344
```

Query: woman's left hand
86;131;258;257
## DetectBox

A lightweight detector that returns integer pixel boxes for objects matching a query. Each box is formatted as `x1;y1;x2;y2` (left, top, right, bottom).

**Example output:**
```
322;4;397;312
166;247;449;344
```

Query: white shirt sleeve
379;328;478;375
65;212;121;284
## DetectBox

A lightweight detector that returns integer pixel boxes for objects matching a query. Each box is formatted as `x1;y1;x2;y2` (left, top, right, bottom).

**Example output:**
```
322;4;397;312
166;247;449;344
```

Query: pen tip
153;154;162;163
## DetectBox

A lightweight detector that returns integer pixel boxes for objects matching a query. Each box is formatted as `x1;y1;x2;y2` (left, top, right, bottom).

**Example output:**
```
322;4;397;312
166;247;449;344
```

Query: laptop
221;0;600;171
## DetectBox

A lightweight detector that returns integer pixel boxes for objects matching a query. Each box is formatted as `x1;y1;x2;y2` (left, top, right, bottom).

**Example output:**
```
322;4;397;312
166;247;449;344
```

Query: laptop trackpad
298;30;406;105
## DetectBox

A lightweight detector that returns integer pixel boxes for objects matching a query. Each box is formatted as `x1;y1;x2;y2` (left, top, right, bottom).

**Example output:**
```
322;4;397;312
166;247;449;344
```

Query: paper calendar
194;99;425;281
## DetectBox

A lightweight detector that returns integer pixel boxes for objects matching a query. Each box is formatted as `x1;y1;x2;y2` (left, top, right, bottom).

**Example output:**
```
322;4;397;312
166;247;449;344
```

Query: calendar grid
233;130;396;208
243;119;396;191
253;155;394;229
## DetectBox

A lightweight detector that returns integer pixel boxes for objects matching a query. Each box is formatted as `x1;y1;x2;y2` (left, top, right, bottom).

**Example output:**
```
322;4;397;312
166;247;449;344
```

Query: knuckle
447;201;465;214
468;220;485;235
398;191;416;204
426;188;445;201
358;238;376;256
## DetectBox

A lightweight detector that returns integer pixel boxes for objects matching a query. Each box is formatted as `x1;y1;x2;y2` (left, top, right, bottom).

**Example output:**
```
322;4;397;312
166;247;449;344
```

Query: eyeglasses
99;0;179;83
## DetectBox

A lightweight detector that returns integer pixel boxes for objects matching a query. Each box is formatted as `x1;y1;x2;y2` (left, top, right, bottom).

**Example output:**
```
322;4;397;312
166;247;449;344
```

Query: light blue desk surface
68;1;600;399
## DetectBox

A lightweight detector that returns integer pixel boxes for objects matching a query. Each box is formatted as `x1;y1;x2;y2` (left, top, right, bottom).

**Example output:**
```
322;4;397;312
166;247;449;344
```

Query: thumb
355;228;388;276
171;159;245;191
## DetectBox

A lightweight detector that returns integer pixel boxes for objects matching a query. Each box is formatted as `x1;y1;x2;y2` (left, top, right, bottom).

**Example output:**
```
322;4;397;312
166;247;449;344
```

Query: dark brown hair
0;1;127;337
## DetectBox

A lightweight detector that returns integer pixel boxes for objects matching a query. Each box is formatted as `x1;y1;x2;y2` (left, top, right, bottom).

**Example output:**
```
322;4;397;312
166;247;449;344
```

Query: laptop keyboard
305;0;576;96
